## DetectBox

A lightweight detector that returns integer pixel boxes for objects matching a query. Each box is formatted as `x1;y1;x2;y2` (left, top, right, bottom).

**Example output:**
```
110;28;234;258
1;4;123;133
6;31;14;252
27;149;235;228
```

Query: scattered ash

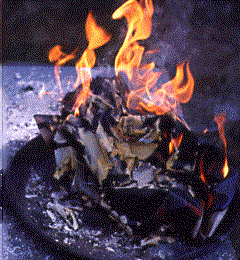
24;171;184;259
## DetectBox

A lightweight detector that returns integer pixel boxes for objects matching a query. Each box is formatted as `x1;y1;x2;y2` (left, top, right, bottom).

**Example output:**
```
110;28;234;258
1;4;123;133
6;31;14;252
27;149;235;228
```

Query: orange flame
48;0;194;118
169;140;174;155
203;128;208;134
113;0;194;116
72;11;111;115
38;84;54;99
49;45;77;96
199;152;207;184
112;0;154;80
169;133;183;155
214;112;229;178
49;12;111;115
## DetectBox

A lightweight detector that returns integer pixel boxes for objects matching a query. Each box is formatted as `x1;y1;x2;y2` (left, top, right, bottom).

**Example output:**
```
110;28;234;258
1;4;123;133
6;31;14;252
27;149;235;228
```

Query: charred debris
33;76;239;243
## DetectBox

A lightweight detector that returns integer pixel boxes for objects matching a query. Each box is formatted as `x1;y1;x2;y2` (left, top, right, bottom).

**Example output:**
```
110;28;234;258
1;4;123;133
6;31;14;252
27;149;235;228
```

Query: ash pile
32;75;239;249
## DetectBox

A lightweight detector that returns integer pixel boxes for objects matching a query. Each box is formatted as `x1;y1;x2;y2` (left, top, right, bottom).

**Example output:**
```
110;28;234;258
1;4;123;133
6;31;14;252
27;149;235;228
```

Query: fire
113;0;194;116
214;112;229;178
169;141;174;155
199;152;207;184
112;0;154;80
49;0;194;117
73;11;111;115
49;45;77;97
38;84;54;99
169;134;183;155
49;12;111;115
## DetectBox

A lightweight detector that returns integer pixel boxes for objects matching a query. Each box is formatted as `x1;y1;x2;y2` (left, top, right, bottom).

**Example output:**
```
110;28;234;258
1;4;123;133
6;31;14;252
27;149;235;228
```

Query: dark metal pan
3;135;240;259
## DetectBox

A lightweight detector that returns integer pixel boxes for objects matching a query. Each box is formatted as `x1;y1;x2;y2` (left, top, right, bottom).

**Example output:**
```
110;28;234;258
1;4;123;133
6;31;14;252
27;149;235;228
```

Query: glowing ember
169;134;183;155
214;112;229;178
169;140;174;155
199;152;207;184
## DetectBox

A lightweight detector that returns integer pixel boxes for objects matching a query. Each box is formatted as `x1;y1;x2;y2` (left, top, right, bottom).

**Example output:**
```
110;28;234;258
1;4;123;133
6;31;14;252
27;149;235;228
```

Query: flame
169;133;183;155
72;11;111;115
199;152;207;184
49;12;111;115
38;84;54;99
169;141;174;155
113;0;194;116
48;0;194;118
49;45;77;96
214;112;229;178
203;128;208;133
113;0;154;80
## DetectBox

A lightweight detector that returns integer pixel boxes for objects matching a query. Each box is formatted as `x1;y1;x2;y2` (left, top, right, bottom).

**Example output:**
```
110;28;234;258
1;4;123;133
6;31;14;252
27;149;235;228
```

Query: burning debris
8;0;238;255
33;71;238;245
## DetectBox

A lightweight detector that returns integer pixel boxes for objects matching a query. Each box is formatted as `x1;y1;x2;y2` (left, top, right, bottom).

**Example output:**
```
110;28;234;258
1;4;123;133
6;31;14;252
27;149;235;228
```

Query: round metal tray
3;135;240;260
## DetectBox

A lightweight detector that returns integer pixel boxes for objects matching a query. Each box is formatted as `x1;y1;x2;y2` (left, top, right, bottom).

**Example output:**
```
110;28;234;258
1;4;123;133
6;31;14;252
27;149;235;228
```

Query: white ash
132;163;155;188
141;235;162;247
106;247;115;252
120;215;128;225
46;210;57;223
50;190;68;200
47;202;79;231
25;194;38;199
188;186;195;197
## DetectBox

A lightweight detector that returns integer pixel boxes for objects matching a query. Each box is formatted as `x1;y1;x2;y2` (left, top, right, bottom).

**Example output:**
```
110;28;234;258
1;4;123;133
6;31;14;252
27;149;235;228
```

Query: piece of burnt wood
71;161;101;203
34;114;62;144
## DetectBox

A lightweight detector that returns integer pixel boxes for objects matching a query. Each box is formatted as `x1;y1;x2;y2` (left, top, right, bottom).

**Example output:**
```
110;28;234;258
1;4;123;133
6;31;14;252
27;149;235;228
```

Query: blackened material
100;108;118;137
212;167;240;212
20;86;35;92
71;161;101;203
59;127;85;157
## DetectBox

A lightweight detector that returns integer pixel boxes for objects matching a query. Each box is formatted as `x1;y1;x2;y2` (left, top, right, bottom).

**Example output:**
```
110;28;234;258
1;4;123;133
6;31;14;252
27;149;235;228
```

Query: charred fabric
34;76;239;242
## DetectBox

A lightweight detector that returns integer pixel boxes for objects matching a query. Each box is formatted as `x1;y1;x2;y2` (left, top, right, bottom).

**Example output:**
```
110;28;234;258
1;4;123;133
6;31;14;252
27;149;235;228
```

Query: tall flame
48;0;194;117
113;0;194;116
49;45;77;97
113;0;154;80
214;112;229;178
49;12;111;115
73;11;111;115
